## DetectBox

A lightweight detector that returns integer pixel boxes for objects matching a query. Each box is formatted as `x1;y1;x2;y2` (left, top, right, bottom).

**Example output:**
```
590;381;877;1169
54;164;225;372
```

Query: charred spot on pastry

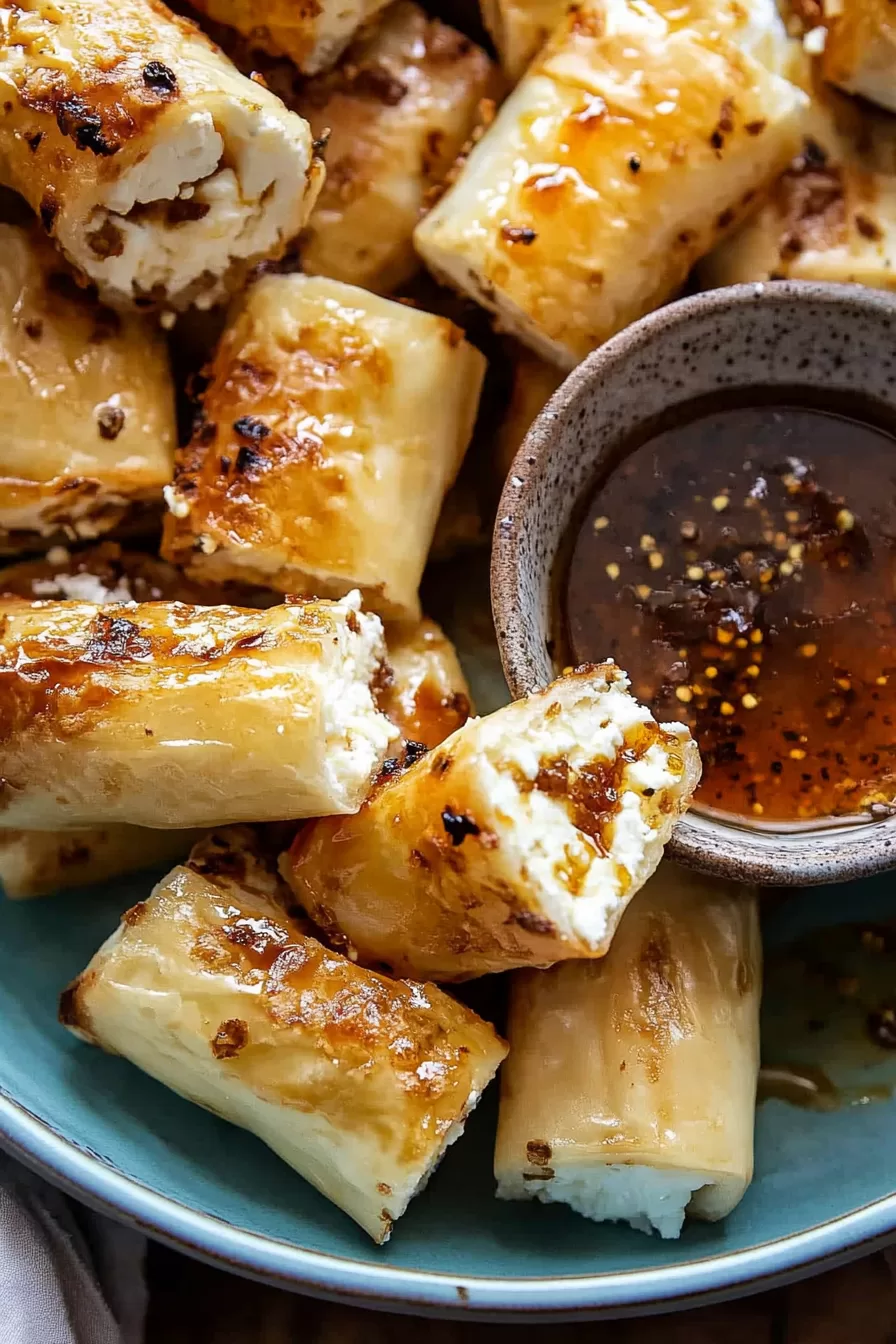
745;119;766;137
441;808;480;846
96;403;126;441
233;415;271;444
855;213;883;242
143;61;178;96
211;1018;249;1059
85;615;152;662
349;63;408;106
122;901;148;926
86;218;125;260
58;982;83;1028
500;224;537;245
526;1139;552;1166
26;131;43;152
627;153;641;173
377;1182;392;1195
511;910;555;935
404;741;429;768
345;608;360;635
56;96;118;156
39;192;58;235
235;445;266;474
23;318;43;340
716;207;735;230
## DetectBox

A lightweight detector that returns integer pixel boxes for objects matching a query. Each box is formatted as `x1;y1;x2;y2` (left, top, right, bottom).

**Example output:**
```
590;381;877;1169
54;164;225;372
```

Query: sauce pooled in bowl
560;394;896;826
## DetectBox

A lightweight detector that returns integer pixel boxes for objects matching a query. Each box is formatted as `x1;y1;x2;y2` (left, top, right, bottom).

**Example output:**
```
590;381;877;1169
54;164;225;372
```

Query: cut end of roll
496;1163;712;1240
56;100;322;310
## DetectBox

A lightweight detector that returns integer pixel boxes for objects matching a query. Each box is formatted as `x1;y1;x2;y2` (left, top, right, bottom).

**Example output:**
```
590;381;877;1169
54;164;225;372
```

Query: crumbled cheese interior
476;669;692;949
64;103;310;309
320;591;399;807
31;572;133;603
498;1164;709;1240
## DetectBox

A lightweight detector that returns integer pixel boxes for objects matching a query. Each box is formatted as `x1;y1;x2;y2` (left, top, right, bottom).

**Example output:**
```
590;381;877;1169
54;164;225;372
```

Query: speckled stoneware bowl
492;281;896;887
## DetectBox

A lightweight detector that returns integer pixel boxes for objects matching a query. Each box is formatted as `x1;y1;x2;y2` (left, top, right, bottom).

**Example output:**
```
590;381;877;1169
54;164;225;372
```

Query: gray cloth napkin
0;1155;146;1344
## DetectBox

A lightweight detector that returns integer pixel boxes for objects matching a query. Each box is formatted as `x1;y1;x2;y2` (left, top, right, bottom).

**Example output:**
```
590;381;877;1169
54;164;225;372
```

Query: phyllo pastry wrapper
482;0;796;83
382;617;473;749
0;224;174;552
494;863;761;1238
284;663;701;982
820;0;896;115
60;825;507;1243
700;81;896;291
0;0;323;309
162;274;486;620
414;0;807;367
0;542;267;899
189;0;392;75
298;2;496;295
0;592;396;830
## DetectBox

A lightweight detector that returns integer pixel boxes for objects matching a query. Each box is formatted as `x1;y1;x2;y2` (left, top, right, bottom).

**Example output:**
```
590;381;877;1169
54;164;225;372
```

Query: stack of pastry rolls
0;0;779;1249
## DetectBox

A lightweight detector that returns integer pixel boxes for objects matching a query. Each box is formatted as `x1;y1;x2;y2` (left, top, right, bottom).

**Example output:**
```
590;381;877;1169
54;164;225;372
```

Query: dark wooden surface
146;1243;895;1342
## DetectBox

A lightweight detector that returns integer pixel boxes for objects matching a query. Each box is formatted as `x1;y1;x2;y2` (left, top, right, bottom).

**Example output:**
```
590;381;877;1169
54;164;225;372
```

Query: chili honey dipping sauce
559;392;896;826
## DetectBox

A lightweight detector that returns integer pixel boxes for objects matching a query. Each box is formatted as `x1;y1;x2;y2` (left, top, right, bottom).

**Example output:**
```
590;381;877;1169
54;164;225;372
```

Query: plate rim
1;1085;894;1321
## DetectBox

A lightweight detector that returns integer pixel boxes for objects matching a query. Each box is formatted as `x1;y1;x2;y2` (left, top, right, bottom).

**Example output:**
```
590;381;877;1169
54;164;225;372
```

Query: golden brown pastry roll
0;224;174;551
700;88;896;291
414;0;807;367
382;617;473;748
0;542;265;900
284;664;700;982
189;0;392;75
0;593;397;830
820;0;896;114
60;826;507;1243
483;0;798;89
297;3;495;294
494;863;761;1238
0;825;203;900
494;349;563;486
161;274;486;620
0;0;323;309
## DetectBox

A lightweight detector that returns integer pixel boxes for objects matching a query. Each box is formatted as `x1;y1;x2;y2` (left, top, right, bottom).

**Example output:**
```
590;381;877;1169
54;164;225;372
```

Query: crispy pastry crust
161;275;486;620
414;0;807;366
0;0;323;308
284;664;700;982
60;827;507;1242
0;592;396;829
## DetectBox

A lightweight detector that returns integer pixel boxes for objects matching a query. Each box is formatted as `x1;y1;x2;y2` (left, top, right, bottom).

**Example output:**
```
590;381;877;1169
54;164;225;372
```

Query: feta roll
0;592;397;830
494;864;761;1238
297;3;496;294
0;825;203;900
383;617;473;749
0;223;174;551
189;0;392;76
60;826;508;1243
0;0;323;309
161;274;486;620
414;0;807;367
821;0;896;115
700;90;896;291
284;664;701;982
0;541;260;899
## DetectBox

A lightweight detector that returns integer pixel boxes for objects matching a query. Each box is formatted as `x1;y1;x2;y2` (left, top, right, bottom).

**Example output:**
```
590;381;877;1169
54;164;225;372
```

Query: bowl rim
0;1082;893;1321
491;280;896;887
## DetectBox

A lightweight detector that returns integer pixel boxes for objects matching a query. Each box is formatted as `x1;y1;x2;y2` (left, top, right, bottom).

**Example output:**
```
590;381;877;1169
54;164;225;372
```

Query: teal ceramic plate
0;556;893;1321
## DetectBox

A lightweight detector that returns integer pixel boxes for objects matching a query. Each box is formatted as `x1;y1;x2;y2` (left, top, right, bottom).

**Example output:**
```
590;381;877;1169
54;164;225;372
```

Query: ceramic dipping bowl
491;281;896;886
